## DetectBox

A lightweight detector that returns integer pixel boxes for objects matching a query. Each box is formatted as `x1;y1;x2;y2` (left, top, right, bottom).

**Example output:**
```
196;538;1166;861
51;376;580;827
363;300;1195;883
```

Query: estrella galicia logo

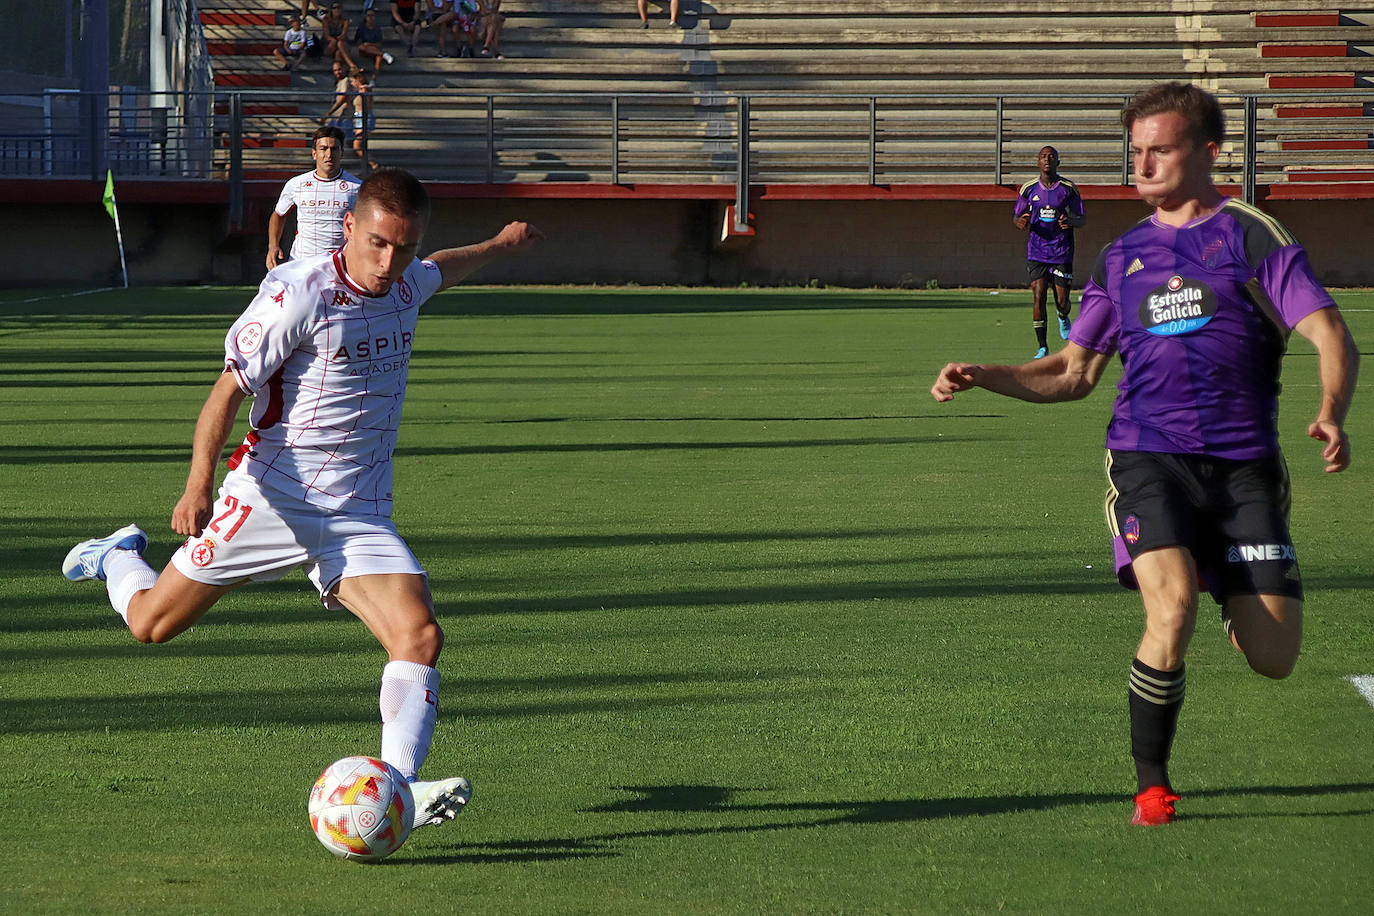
1139;275;1217;336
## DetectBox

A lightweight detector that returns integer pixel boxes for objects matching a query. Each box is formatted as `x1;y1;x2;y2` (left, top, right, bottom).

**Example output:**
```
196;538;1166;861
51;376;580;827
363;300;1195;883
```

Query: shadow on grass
0;671;830;735
5;571;1126;638
418;781;1374;865
0;429;985;466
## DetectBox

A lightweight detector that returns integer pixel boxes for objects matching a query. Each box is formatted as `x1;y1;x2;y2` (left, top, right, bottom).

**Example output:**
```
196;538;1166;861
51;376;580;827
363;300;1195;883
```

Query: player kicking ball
64;168;542;832
933;83;1357;825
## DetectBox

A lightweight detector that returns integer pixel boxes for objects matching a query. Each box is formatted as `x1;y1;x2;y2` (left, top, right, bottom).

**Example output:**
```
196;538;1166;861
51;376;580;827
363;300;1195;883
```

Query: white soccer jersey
273;170;361;259
223;250;444;515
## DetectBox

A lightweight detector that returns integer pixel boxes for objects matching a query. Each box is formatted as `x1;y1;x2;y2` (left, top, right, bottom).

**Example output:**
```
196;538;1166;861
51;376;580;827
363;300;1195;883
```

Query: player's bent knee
390;620;443;665
126;610;184;645
1245;647;1299;680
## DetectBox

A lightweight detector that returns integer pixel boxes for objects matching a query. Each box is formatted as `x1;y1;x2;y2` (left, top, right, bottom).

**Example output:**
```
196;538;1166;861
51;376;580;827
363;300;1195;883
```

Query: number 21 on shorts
208;494;254;541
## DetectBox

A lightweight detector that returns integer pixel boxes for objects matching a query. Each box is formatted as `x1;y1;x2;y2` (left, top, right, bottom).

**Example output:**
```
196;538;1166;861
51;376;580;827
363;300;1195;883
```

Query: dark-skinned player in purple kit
1014;145;1085;358
933;83;1358;826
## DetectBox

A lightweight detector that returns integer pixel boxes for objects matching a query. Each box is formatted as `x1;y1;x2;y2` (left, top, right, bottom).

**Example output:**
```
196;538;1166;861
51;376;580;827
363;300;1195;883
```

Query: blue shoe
1034;347;1049;359
62;524;147;582
1058;314;1072;340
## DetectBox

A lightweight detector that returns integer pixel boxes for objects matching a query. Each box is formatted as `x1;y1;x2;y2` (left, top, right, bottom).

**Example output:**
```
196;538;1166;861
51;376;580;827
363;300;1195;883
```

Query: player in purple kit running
1014;146;1085;358
933;83;1358;826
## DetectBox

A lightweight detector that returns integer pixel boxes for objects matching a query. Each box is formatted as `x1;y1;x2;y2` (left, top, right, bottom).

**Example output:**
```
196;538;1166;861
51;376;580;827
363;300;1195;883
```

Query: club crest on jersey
396;277;413;304
190;538;216;567
236;321;264;354
1139;275;1216;336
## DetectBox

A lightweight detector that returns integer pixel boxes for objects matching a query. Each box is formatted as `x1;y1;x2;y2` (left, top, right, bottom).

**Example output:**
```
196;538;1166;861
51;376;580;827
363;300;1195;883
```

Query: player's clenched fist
494;221;544;254
931;362;979;402
171;488;214;538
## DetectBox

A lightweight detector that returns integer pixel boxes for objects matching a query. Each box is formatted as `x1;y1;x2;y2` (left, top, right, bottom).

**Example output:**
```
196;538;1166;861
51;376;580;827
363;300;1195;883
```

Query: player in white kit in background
266;125;362;271
63;168;543;832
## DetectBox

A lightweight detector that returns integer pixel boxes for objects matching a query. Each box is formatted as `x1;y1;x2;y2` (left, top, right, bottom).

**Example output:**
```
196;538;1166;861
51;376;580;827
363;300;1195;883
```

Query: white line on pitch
3;287;118;305
1348;675;1374;710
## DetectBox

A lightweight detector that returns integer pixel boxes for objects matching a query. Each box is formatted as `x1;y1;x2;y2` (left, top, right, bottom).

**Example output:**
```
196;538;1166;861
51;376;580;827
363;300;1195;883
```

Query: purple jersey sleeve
1256;245;1337;329
1065;186;1085;221
1013;191;1030;219
1068;276;1119;355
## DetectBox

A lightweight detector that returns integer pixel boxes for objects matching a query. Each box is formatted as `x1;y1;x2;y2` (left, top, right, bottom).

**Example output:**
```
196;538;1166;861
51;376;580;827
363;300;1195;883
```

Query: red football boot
1131;786;1181;825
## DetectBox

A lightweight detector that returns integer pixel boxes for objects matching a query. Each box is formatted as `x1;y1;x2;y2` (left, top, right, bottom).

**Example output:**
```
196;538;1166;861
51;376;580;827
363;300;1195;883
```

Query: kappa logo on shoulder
271;289;285;307
332;290;353;307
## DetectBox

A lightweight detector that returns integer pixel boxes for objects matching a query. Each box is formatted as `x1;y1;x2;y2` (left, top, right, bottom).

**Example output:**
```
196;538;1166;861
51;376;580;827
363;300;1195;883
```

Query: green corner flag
102;169;117;220
102;170;129;287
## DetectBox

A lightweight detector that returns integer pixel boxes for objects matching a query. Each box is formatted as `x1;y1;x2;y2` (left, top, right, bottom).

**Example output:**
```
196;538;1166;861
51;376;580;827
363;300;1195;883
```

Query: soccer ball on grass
308;756;414;862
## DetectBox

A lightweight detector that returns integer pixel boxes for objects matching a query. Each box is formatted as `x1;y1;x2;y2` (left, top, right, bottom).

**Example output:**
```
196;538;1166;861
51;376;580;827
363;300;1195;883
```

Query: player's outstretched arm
1293;306;1359;473
931;343;1110;404
266;210;287;270
172;371;250;538
428;221;544;291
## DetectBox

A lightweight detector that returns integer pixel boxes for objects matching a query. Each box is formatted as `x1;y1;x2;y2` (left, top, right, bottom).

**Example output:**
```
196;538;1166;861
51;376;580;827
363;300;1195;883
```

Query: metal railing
2;89;1371;205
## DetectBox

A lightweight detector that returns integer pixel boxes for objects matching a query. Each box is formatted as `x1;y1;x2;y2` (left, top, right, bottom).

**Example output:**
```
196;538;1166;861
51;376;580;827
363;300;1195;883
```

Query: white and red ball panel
308;756;414;862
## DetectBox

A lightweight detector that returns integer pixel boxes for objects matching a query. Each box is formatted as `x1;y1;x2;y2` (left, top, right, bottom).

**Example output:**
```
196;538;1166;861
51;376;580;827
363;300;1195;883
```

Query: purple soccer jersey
1014;177;1084;263
1070;199;1336;459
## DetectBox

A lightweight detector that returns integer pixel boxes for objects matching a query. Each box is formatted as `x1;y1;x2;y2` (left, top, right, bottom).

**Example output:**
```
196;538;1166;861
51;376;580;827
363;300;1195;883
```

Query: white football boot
410;776;472;828
62;524;148;581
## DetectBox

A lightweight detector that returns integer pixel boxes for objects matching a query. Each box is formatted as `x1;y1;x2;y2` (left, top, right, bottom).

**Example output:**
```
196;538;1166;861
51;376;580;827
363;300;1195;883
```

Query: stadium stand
194;1;1374;191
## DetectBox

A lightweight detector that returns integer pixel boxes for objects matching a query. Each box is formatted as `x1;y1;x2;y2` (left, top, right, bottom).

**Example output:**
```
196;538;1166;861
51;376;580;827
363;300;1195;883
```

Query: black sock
1128;658;1185;792
1033;320;1048;348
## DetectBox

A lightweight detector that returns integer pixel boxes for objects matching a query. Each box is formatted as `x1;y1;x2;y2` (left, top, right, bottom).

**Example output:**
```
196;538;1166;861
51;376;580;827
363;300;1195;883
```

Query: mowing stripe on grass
1348;675;1374;709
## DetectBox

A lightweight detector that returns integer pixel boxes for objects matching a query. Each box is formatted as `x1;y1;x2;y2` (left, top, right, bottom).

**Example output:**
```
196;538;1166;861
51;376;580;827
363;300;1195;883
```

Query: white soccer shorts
171;473;426;609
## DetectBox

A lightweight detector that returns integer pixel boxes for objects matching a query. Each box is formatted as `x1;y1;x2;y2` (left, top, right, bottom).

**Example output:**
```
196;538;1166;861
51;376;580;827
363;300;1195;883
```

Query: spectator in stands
273;16;310;71
1012;145;1085;358
477;0;505;58
421;0;459;57
392;0;423;56
350;68;380;171
321;2;356;67
638;0;680;28
319;59;355;131
453;0;481;57
354;8;396;70
299;0;326;24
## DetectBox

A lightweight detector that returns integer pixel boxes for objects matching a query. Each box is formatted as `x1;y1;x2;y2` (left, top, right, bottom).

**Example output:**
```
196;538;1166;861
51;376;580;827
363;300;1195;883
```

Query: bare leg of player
333;573;472;828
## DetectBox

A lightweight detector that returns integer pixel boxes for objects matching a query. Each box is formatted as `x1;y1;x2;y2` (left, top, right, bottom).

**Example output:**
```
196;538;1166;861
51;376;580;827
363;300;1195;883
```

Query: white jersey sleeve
224;264;320;394
273;177;298;217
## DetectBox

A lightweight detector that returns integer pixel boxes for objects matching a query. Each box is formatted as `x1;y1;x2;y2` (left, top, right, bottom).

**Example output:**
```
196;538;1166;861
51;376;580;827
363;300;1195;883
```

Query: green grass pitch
2;286;1372;914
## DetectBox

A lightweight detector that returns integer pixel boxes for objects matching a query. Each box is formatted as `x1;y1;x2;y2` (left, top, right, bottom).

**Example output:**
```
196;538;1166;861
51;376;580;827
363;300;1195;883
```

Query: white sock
379;660;440;782
103;549;158;623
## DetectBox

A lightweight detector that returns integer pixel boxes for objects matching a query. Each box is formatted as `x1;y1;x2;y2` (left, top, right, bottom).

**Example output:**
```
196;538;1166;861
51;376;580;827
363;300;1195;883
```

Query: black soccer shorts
1026;260;1073;286
1105;449;1303;604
